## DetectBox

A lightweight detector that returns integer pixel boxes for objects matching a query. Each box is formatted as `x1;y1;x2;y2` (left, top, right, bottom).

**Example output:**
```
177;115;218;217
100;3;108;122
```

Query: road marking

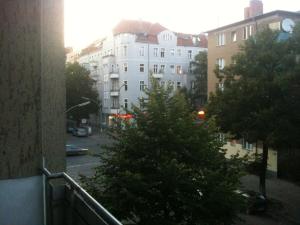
67;162;100;168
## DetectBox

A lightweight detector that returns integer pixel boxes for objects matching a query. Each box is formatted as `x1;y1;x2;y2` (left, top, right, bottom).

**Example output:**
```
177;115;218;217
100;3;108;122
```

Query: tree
81;80;245;225
207;25;300;197
189;51;208;109
65;62;99;121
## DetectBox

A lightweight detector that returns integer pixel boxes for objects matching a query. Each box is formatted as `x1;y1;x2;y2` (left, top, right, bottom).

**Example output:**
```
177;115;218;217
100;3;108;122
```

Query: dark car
66;144;88;156
236;190;267;214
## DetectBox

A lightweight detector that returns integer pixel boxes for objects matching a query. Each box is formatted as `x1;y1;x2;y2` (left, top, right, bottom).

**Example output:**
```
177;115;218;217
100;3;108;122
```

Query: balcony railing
42;168;122;225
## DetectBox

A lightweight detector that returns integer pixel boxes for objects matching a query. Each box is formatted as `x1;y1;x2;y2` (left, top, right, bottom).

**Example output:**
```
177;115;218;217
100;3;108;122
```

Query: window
160;48;165;58
123;63;128;72
124;98;128;109
217;33;225;46
123;45;127;56
242;139;253;150
170;65;175;74
188;50;192;59
243;25;253;40
170;49;175;56
177;82;181;89
177;49;181;56
140;64;144;72
191;81;195;89
140;81;145;91
160;65;165;73
124;80;128;91
154;48;158;57
163;33;173;41
169;81;174;90
218;133;226;142
153;64;158;73
231;31;237;42
218;82;224;91
139;46;144;56
249;25;253;37
176;65;182;74
216;58;225;69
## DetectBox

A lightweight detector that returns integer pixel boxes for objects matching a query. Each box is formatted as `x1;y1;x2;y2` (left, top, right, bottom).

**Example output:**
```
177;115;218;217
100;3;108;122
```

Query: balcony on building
109;68;120;79
102;53;116;65
152;69;164;79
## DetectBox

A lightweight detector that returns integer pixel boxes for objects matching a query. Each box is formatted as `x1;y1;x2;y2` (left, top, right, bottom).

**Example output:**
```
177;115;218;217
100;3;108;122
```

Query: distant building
207;8;300;96
206;0;300;176
66;47;80;63
78;20;207;126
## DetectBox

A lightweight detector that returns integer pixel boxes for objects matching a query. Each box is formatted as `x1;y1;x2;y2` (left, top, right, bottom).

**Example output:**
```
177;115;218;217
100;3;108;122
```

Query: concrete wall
0;1;65;224
0;0;65;179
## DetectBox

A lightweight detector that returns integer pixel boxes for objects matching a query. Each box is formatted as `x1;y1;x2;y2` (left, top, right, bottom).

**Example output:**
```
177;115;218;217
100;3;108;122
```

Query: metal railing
42;168;122;225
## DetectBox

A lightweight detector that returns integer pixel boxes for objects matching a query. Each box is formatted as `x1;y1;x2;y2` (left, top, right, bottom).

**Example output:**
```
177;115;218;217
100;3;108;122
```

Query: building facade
76;20;207;126
206;0;300;175
207;9;300;95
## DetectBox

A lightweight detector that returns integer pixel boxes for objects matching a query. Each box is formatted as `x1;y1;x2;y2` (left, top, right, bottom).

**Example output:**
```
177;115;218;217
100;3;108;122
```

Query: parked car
81;126;92;136
236;190;267;214
66;144;88;156
72;127;88;137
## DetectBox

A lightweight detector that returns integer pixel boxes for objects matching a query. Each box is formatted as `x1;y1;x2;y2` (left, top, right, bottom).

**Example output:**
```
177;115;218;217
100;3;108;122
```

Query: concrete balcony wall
0;1;65;224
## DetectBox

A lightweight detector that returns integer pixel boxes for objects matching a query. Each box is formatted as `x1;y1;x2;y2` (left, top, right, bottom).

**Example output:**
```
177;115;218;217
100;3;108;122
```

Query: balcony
110;108;119;114
152;73;163;79
110;90;119;96
42;168;122;225
152;69;164;79
109;70;119;79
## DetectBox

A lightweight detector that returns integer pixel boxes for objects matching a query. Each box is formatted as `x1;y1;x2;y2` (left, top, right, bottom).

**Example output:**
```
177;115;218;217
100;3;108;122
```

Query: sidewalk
240;175;300;225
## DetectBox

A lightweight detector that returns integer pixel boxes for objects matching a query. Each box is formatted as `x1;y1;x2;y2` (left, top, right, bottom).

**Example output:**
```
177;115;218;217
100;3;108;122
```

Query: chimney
244;0;263;19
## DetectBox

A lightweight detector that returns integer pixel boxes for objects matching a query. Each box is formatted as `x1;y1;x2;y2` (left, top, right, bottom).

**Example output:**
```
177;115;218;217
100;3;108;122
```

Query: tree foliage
65;62;99;121
207;24;300;196
81;80;245;225
189;51;208;109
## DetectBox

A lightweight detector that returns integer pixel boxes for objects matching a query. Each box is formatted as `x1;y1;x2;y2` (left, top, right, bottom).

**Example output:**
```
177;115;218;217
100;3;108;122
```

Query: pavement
239;175;300;225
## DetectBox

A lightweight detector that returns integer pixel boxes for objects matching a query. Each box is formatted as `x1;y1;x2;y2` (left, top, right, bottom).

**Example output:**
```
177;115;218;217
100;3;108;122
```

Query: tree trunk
259;142;269;198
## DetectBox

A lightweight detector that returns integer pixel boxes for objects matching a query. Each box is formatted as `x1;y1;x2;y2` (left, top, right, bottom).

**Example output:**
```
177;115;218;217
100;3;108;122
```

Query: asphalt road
66;132;112;181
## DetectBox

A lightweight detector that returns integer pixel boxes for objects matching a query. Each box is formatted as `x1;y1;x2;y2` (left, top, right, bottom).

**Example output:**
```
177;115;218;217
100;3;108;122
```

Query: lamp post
81;97;102;132
66;101;90;113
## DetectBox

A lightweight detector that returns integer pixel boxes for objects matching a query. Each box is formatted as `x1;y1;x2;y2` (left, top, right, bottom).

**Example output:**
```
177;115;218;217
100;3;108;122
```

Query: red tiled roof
177;33;207;48
113;20;166;36
113;20;208;47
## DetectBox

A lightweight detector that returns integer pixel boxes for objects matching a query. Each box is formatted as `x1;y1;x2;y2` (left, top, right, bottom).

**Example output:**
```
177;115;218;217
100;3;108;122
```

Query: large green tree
81;80;245;225
65;62;99;121
207;25;300;196
189;51;208;109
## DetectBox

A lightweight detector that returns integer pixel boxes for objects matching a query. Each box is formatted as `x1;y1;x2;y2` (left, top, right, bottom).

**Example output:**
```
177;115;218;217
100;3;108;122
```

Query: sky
64;0;299;50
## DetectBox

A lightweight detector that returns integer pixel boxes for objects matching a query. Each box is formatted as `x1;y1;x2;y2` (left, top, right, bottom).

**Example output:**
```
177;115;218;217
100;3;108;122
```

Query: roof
113;19;207;47
206;10;300;33
113;20;167;36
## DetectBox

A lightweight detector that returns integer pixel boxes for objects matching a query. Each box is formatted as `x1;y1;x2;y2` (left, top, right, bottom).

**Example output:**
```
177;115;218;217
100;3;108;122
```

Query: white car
72;127;88;137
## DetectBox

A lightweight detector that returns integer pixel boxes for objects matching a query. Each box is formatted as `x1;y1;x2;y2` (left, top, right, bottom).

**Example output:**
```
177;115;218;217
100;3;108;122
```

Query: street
66;133;300;225
66;132;111;181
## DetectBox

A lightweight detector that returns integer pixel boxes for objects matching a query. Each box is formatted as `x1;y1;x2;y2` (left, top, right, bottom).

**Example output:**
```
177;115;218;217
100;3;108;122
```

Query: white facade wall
78;31;206;125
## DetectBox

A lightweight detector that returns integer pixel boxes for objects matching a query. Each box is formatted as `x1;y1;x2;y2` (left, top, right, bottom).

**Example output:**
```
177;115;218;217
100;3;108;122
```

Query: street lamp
66;101;90;113
81;97;102;132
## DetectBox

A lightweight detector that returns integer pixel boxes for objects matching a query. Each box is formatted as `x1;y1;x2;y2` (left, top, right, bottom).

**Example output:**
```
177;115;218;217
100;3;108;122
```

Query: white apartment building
77;20;207;126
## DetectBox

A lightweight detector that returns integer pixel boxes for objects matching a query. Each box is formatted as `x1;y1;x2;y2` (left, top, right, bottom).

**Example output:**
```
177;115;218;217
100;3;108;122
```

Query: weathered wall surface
0;0;65;179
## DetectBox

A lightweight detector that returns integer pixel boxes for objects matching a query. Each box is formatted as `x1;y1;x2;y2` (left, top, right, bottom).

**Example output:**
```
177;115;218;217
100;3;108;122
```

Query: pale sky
64;0;299;50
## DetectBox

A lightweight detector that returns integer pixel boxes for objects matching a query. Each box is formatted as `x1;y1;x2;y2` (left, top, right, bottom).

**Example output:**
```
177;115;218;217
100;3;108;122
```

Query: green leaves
82;79;245;225
65;62;99;121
